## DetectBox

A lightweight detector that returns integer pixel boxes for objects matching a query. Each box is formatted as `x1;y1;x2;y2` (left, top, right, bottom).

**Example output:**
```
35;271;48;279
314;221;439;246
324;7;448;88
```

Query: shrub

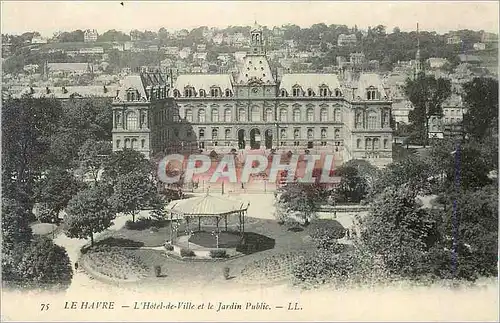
210;249;228;258
180;248;195;257
125;218;153;230
164;243;174;251
309;219;346;250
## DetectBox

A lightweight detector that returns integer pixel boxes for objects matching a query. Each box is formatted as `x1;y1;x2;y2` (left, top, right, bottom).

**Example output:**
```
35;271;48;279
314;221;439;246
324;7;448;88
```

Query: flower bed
82;247;150;282
240;251;308;283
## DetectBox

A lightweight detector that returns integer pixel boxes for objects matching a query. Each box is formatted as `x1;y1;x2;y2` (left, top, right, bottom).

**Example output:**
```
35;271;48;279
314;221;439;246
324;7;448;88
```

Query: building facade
112;24;394;167
84;29;98;43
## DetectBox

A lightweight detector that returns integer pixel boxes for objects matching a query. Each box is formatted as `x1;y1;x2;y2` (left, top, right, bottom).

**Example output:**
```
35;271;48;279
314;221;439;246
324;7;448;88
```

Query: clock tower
250;21;265;55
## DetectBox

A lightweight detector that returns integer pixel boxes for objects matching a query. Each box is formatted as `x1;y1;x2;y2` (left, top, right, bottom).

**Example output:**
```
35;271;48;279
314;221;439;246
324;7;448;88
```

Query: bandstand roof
166;194;249;217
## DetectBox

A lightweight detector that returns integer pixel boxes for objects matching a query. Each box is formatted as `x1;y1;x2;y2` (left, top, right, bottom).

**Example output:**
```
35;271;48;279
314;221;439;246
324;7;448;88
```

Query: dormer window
199;89;206;97
225;89;232;97
126;89;140;101
280;89;288;97
184;87;194;97
334;88;342;97
367;87;378;100
319;87;329;97
210;87;220;97
292;85;302;97
307;89;315;97
173;89;180;98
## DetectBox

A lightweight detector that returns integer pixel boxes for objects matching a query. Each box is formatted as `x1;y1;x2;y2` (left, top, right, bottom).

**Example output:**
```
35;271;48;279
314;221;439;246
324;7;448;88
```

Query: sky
1;1;499;37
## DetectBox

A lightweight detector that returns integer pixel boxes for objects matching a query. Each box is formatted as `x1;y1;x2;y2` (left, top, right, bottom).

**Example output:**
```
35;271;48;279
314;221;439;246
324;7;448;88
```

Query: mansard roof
174;74;234;92
235;55;275;84
353;73;388;100
279;73;341;93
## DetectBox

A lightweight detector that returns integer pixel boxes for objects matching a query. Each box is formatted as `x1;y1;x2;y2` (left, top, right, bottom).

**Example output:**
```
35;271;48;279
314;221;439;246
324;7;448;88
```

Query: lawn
30;223;58;236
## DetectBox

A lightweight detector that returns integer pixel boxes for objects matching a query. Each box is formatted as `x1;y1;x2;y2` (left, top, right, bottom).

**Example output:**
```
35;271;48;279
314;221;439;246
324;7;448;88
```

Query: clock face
252;88;258;93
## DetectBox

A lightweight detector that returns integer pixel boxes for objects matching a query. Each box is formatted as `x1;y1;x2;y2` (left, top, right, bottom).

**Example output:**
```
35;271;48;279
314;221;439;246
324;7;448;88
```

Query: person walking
74;261;79;272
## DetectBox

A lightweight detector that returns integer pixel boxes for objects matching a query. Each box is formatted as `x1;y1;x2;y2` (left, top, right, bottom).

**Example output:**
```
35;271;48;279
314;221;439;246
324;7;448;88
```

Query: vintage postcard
1;1;498;321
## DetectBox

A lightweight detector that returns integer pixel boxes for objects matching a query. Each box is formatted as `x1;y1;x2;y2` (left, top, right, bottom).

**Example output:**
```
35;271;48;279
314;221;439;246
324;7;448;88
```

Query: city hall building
112;24;393;167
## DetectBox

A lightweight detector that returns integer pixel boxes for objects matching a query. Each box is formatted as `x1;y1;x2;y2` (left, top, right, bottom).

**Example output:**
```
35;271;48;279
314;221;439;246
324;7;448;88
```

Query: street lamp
211;229;220;249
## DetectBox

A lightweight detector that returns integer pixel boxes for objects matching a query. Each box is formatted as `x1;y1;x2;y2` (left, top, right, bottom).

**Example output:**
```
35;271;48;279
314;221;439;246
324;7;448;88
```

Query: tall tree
276;182;322;225
17;237;73;289
2;96;62;208
78;139;112;183
405;73;452;147
110;171;157;222
33;167;82;222
361;186;441;277
65;185;115;246
101;149;152;186
462;77;499;141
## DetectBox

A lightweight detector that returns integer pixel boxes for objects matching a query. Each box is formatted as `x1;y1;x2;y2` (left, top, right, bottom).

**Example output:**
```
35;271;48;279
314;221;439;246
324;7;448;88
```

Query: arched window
238;108;246;121
365;138;372;150
321;128;327;139
251;106;260;122
293;128;300;139
199;89;206;97
367;111;377;129
281;89;287;97
293;108;301;122
224;108;231;122
334;88;342;97
173;89;180;98
367;88;378;100
211;108;219;122
292;85;302;97
140;112;146;128
307;88;314;97
373;138;380;150
225;89;232;97
279;108;287;122
334;129;340;139
320;108;327;121
115;113;122;127
307;129;314;139
212;128;218;139
306;108;314;122
124;138;130;148
334;109;342;122
141;139;145;149
198;109;206;122
225;128;231;140
185;109;193;122
319;87;329;97
126;111;137;129
131;138;137;149
116;139;121;148
280;128;286;139
210;87;220;97
265;108;273;122
199;129;205;138
355;111;362;127
356;138;362;149
184;87;194;97
383;139;388;149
